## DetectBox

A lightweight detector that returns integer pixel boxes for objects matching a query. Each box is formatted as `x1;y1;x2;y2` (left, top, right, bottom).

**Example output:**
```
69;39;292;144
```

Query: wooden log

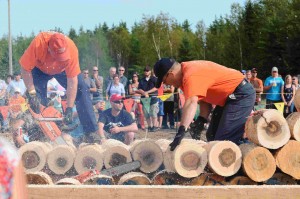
130;140;163;173
239;143;276;182
294;88;300;111
82;174;114;185
19;141;52;172
203;141;242;177
229;176;258;185
189;173;226;186
47;145;76;175
74;144;104;174
245;109;290;149
151;170;190;185
118;172;151;185
26;171;53;185
102;139;132;169
164;139;207;178
274;140;300;179
264;173;298;185
286;112;300;141
55;178;81;185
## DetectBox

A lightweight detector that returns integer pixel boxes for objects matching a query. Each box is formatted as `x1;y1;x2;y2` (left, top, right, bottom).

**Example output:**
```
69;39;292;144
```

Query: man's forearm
98;123;105;137
119;123;138;133
180;96;199;129
66;77;78;107
21;68;35;92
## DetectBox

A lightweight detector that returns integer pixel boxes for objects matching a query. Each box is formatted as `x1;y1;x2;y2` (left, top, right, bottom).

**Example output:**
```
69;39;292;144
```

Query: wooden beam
28;185;300;199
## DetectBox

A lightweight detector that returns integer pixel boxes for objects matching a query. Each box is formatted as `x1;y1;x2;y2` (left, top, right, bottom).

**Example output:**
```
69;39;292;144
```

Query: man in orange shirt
250;68;263;105
19;32;99;143
154;58;255;151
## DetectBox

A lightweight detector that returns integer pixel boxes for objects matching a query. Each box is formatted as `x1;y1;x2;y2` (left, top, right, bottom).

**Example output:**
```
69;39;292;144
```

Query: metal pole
8;0;13;75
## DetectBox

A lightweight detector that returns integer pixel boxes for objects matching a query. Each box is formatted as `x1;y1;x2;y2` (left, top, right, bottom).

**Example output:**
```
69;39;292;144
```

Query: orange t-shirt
181;61;244;106
19;32;80;78
9;96;26;113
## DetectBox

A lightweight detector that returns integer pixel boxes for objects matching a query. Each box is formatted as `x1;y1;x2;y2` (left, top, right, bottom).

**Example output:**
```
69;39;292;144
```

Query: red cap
110;94;124;102
48;33;70;61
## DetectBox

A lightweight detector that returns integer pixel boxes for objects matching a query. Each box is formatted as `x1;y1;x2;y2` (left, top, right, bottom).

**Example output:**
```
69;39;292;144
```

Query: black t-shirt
138;76;158;104
98;108;134;133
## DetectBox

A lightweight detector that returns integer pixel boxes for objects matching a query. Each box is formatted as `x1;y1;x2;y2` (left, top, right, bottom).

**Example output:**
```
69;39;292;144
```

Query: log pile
19;110;300;185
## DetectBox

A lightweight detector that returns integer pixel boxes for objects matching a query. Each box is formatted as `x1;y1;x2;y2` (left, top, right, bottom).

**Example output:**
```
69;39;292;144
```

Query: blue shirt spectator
264;75;284;101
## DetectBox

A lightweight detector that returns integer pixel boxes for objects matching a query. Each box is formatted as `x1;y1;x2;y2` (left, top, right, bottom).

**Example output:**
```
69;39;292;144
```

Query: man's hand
27;91;41;114
169;126;186;151
64;107;73;124
110;126;121;134
189;116;207;140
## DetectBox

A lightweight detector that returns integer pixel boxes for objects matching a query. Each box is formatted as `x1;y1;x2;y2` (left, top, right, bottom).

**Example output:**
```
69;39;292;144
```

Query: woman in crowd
129;72;145;130
281;74;295;117
106;74;125;100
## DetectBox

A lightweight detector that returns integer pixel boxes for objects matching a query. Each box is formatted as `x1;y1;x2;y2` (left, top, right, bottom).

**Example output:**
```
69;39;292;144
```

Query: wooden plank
28;185;300;199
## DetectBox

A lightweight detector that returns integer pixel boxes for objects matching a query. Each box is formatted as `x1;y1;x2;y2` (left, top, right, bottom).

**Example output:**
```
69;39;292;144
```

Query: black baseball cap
153;58;175;88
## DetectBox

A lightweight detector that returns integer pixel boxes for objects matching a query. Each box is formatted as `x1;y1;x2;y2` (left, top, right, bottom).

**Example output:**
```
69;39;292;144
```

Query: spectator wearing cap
136;66;159;132
7;72;26;97
250;68;263;105
263;67;284;109
98;94;138;145
241;70;246;77
8;87;26;119
118;66;128;94
106;74;125;100
153;58;255;151
19;31;99;143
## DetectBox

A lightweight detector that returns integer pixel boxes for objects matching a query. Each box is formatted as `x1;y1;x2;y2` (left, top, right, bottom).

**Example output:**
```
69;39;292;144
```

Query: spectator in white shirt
7;72;27;97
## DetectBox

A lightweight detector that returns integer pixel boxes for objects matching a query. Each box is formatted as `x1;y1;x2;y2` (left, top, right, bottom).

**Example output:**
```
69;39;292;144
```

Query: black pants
162;101;175;127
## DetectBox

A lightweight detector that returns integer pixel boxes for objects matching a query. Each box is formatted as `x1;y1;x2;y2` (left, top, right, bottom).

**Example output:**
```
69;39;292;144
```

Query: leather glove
27;91;41;114
64;107;73;124
189;116;207;140
169;125;186;151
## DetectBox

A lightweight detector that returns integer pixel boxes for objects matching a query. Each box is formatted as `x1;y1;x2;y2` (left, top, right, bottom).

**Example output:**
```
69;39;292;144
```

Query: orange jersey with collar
181;61;244;106
19;32;80;78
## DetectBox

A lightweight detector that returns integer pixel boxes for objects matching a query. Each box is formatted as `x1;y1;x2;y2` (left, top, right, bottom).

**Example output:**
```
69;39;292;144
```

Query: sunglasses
272;71;278;73
93;70;98;71
119;69;124;71
112;100;123;104
292;79;296;80
84;72;89;74
144;70;150;72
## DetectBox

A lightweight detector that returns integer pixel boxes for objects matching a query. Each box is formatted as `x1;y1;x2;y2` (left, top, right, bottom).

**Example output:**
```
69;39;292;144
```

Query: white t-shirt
47;78;66;97
7;79;27;96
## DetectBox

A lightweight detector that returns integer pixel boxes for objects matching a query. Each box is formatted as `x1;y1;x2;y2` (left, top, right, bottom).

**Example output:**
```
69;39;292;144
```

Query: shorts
143;102;159;118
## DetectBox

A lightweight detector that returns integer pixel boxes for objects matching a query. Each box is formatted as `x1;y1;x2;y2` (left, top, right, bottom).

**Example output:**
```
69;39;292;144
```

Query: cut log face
151;170;190;185
229;176;258;185
102;139;132;169
264;173;298;185
74;144;104;174
130;140;163;173
189;173;226;186
239;143;276;182
47;145;76;175
55;178;81;185
19;141;52;172
204;141;242;177
164;139;207;178
286;112;300;141
155;139;172;171
26;171;53;185
83;174;114;185
245;109;290;149
117;172;151;185
275;140;300;179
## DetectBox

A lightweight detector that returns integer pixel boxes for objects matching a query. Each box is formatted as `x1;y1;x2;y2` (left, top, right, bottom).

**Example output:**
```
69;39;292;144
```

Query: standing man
154;58;255;151
19;31;99;143
263;67;284;109
91;66;104;101
250;68;263;105
118;66;128;94
136;66;159;132
82;69;97;100
104;67;116;91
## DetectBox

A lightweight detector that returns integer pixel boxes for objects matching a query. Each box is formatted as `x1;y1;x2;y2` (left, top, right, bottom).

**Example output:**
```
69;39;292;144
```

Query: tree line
0;0;299;80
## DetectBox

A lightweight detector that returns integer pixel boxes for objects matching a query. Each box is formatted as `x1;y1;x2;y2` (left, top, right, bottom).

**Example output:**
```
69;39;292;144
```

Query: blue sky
0;0;246;37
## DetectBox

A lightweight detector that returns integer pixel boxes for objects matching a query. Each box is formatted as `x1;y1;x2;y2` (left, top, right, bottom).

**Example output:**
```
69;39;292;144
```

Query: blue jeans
31;67;98;134
207;80;256;144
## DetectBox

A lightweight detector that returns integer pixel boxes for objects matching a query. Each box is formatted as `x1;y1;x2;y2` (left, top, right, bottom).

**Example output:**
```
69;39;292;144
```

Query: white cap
272;67;278;72
14;87;21;93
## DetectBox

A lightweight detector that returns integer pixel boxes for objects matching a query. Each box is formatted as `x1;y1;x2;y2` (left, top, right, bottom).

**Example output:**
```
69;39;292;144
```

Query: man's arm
179;96;199;129
110;123;138;134
98;122;106;138
21;68;35;92
66;76;78;107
